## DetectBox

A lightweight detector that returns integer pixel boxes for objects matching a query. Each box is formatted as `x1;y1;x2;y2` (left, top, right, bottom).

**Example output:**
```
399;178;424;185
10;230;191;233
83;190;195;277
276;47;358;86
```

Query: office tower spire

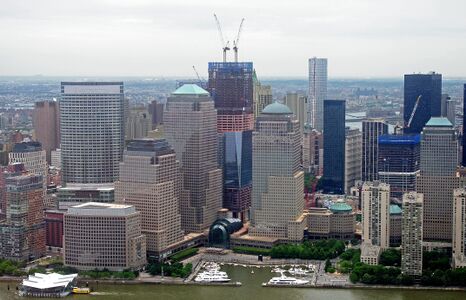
164;84;223;233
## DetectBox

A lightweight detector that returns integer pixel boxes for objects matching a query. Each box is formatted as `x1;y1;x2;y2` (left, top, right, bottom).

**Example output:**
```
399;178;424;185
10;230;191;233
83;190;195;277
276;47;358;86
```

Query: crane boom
233;18;245;62
192;65;205;82
214;14;230;62
407;95;422;128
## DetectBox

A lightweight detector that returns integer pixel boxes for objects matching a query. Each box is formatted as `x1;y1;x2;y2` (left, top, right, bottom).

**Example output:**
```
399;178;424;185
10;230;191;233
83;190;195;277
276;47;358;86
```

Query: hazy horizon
1;0;465;78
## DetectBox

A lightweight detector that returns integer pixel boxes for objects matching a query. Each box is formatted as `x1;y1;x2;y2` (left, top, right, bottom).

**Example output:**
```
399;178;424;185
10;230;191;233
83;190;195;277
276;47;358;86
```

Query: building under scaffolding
208;62;254;220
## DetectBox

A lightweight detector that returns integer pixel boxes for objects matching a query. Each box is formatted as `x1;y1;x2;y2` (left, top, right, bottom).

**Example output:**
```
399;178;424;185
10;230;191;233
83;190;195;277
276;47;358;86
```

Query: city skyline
1;0;466;77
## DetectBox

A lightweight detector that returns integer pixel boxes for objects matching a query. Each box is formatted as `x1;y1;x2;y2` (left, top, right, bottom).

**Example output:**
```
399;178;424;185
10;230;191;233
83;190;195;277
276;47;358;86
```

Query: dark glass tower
322;100;346;194
208;62;254;219
403;73;442;134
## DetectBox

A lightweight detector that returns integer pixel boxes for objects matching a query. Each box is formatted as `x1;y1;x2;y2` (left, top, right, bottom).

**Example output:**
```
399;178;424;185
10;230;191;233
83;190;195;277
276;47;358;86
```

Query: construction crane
214;14;230;62
233;18;245;62
406;95;422;129
192;65;205;82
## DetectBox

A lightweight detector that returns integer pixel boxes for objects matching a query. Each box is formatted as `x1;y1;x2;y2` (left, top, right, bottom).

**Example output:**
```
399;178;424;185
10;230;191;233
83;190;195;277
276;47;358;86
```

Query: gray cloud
0;0;465;77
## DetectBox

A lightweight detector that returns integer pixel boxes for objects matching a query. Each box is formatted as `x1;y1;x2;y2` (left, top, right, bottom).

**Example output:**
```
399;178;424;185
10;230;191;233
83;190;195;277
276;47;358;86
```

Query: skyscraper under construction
208;62;254;220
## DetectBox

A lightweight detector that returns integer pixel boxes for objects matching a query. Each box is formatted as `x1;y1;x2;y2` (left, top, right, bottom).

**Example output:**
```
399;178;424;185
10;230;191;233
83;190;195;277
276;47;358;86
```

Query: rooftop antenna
214;14;230;62
233;18;245;62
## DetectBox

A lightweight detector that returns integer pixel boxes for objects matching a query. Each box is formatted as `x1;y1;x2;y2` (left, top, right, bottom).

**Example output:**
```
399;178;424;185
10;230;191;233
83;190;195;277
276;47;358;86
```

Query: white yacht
195;270;231;283
263;273;309;286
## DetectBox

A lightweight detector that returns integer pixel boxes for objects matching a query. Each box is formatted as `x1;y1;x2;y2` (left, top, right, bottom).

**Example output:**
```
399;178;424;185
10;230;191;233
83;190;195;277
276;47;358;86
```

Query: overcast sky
1;0;465;78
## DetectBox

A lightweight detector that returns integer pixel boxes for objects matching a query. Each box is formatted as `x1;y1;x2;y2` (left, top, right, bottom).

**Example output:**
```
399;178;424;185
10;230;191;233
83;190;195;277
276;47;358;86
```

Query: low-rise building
306;201;355;240
58;183;114;210
64;202;146;271
389;204;402;247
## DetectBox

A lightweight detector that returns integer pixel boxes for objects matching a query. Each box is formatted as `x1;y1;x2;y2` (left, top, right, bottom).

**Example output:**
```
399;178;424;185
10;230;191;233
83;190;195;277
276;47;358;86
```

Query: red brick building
45;210;64;248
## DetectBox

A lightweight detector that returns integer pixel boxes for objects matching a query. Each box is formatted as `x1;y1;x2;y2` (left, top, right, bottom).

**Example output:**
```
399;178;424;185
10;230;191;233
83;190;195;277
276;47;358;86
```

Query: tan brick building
115;139;184;258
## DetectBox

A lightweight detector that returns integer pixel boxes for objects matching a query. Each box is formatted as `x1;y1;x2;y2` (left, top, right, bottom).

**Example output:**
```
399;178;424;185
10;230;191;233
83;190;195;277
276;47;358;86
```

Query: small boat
251;270;254;274
288;267;310;276
72;287;91;294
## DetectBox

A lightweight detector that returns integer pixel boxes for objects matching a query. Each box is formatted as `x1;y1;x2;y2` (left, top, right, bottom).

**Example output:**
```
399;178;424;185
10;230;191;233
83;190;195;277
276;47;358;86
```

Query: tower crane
406;95;422;129
192;65;205;82
214;14;230;62
233;18;245;62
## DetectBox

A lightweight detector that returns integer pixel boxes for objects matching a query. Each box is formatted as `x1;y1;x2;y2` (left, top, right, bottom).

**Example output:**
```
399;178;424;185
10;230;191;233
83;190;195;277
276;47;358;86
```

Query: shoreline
0;274;464;292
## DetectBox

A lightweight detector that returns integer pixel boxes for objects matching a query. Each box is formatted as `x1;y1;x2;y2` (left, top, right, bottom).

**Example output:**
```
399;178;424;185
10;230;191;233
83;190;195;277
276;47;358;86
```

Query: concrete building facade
249;102;306;241
453;188;466;267
308;57;327;130
64;202;146;271
345;128;362;193
401;192;424;277
115;139;184;257
33;101;60;163
60;82;124;184
0;173;45;261
164;84;223;233
284;92;306;130
417;117;458;244
361;181;390;264
9;142;47;189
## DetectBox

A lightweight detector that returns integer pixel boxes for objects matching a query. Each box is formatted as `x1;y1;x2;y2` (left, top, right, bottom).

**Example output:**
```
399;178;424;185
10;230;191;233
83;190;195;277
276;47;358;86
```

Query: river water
1;265;464;300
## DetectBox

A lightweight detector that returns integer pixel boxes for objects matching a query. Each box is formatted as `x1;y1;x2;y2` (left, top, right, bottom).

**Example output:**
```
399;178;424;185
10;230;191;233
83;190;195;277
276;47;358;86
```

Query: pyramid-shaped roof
173;84;209;96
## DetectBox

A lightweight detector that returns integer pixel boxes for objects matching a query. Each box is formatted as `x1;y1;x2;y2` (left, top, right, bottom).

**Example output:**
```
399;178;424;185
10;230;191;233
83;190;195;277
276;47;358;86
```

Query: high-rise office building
453;188;466;267
60;82;125;184
249;102;306;241
253;71;273;118
9;141;47;189
164;84;223;233
378;134;420;198
362;119;388;182
303;128;323;175
322;100;345;194
284;92;306;130
64;202;146;271
446;99;456;126
33;101;60;163
0;163;26;221
403;73;442;134
208;62;253;219
401;192;423;277
115;139;184;257
417;117;458;244
345;128;362;193
125;106;152;141
149;101;164;128
463;84;466;167
361;181;390;249
0;173;45;261
308;57;327;130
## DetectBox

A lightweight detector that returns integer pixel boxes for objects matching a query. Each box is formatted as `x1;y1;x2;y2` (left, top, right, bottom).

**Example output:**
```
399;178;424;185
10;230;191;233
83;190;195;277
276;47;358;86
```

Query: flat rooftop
67;202;136;217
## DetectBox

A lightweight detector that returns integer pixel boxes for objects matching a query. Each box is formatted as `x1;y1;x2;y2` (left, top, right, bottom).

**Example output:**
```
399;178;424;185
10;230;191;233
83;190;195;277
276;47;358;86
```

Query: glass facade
403;73;442;134
323;100;346;194
378;134;420;198
223;131;252;214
